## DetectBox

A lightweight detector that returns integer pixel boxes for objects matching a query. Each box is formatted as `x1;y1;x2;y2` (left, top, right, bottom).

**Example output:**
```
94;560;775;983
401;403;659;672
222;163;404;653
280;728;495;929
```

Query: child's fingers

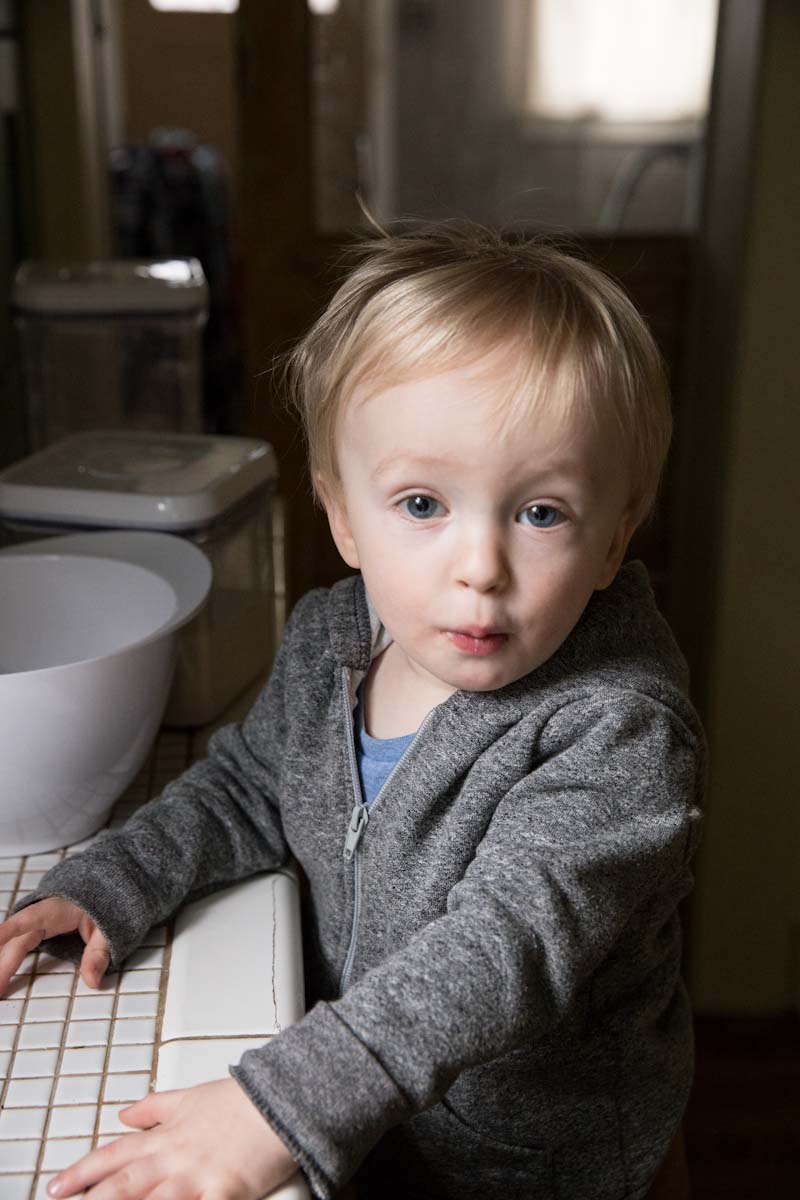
0;900;99;997
145;1179;197;1200
0;898;82;947
47;1140;163;1199
119;1088;187;1128
0;907;46;949
0;914;45;954
0;924;46;995
78;921;110;989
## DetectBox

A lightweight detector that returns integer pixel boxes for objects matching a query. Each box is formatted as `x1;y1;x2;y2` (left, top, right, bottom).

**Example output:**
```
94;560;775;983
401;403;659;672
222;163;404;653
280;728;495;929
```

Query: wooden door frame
236;0;351;604
667;0;768;716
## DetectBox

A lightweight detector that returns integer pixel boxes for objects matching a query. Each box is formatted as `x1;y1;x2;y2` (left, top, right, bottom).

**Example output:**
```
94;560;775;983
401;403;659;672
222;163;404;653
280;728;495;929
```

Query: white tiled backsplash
0;726;310;1200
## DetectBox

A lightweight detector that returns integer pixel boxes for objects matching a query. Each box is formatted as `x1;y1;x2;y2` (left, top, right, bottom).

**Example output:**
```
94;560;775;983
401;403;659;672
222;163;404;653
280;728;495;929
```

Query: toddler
0;222;705;1200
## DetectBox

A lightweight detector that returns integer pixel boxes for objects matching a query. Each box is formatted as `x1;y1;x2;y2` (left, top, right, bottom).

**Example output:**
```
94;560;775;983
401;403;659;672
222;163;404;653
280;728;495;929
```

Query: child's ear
315;474;361;570
596;509;638;590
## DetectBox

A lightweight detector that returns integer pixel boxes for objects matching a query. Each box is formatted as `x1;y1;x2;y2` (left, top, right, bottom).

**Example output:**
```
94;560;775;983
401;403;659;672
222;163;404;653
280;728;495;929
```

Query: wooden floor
685;1014;800;1198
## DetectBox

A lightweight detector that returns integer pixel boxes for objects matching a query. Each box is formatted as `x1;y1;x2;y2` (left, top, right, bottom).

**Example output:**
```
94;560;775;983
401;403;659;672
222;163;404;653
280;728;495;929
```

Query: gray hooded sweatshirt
18;562;705;1200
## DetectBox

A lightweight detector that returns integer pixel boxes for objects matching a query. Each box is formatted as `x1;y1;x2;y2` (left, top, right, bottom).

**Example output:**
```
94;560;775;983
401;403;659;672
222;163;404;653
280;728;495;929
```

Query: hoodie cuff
11;847;157;973
230;1000;409;1199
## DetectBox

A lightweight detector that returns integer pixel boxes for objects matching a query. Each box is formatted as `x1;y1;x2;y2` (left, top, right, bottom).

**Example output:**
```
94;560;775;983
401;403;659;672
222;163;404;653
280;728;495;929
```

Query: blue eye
518;504;564;529
400;495;442;520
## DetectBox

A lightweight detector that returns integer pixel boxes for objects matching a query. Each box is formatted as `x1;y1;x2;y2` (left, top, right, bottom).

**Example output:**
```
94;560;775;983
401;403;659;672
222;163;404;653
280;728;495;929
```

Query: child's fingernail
47;1178;63;1197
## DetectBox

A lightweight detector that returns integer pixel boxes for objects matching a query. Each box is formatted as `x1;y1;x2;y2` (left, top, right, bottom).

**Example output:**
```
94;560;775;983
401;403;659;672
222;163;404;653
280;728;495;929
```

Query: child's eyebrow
369;454;455;481
370;453;597;489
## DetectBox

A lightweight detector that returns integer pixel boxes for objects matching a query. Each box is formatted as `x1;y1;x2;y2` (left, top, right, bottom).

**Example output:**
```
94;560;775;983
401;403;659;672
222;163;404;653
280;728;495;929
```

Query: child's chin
448;662;527;693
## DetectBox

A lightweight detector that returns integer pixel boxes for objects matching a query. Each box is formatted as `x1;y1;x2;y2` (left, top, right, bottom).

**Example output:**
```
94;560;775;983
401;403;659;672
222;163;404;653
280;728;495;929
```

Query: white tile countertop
0;714;310;1200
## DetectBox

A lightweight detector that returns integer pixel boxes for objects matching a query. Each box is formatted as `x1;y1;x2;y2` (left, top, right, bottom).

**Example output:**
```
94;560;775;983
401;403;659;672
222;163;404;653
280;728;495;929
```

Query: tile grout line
151;921;173;1098
271;876;282;1034
30;844;79;1197
91;734;178;1137
0;855;33;1117
3;1013;159;1028
0;855;50;1189
145;735;182;1100
30;955;83;1192
90;945;126;1153
90;739;164;1153
156;1031;275;1047
1;761;153;1192
0;946;36;1194
149;727;194;1095
2;731;253;1191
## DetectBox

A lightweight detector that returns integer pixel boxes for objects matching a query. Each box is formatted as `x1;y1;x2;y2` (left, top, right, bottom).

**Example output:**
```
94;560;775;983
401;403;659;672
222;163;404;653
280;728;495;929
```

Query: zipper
343;801;369;861
338;667;437;993
339;669;366;993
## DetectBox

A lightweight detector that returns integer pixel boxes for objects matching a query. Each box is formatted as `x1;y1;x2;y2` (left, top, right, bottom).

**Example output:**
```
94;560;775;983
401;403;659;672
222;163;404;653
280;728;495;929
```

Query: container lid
11;258;209;315
0;431;278;530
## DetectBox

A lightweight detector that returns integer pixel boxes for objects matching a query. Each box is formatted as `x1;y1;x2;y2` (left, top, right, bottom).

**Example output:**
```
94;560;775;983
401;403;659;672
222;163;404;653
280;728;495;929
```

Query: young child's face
321;351;636;698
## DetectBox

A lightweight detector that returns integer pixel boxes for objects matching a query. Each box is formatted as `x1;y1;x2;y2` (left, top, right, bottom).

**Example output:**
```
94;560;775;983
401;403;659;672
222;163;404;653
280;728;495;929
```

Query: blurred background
0;2;797;1193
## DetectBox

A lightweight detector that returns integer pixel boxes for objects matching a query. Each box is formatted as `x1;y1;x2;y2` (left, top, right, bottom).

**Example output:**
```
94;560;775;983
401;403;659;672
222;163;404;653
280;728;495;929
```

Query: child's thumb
120;1088;186;1128
79;926;110;989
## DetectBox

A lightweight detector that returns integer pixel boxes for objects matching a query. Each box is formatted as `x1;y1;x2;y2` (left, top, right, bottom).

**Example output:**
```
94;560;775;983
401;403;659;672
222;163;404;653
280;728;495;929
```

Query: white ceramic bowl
0;531;211;856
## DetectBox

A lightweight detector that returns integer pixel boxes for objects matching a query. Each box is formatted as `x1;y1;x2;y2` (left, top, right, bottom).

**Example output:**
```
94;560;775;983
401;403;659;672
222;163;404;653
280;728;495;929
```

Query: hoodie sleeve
11;593;315;971
229;689;705;1199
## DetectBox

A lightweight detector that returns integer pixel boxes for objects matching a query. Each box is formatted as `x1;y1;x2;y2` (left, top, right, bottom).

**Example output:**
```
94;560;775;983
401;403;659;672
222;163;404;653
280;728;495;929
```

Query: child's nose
455;526;510;593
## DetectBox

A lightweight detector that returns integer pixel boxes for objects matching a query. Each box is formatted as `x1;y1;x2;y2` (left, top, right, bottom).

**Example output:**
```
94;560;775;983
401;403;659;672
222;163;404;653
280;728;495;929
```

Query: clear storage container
12;258;208;450
0;431;279;727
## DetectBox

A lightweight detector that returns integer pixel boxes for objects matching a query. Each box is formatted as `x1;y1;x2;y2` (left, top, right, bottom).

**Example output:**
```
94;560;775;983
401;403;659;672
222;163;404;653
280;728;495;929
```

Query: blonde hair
283;220;672;525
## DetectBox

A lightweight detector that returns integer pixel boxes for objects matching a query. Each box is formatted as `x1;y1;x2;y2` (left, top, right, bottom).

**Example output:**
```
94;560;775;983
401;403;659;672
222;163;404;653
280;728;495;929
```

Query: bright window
148;1;239;13
527;0;719;122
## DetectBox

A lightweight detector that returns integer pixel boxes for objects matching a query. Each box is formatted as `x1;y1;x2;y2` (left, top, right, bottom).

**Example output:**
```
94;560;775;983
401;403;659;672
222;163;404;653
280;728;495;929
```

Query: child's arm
10;593;314;976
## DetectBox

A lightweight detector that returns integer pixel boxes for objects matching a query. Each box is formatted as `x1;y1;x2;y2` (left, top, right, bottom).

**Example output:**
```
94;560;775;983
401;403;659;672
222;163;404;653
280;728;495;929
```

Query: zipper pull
343;802;369;861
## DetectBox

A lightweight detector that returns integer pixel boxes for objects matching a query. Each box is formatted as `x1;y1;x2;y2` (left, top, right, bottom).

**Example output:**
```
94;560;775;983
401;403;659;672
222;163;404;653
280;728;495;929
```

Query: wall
117;0;239;183
688;0;800;1011
0;0;28;466
389;0;700;231
20;1;94;258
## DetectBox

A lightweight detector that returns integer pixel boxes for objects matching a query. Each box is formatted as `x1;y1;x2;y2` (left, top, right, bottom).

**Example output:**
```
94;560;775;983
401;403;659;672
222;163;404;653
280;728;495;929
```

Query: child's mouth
446;629;508;656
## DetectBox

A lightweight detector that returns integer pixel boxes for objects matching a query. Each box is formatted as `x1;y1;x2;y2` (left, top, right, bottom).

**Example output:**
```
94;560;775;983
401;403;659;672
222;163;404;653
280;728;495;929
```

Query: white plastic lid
11;258;209;315
0;431;278;530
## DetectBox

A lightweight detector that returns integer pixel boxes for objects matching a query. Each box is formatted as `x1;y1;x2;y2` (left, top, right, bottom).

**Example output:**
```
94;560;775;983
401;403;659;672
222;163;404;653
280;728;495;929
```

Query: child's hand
46;1077;299;1199
0;897;110;995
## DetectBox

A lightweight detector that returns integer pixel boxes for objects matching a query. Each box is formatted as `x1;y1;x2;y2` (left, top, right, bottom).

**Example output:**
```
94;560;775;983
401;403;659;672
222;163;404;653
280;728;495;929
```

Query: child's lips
446;628;509;656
